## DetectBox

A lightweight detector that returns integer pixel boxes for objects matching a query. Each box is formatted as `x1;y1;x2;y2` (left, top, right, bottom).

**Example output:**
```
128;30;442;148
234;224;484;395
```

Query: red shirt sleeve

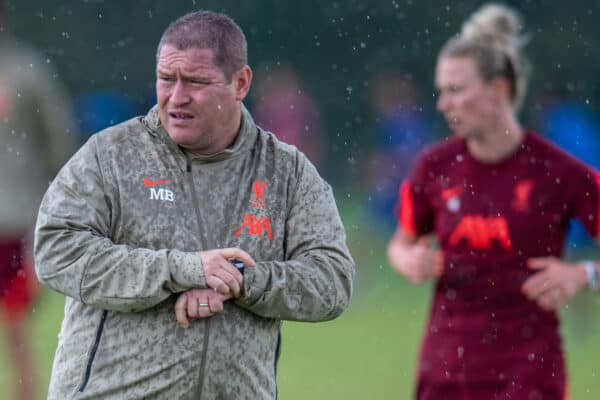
396;153;435;237
567;159;600;238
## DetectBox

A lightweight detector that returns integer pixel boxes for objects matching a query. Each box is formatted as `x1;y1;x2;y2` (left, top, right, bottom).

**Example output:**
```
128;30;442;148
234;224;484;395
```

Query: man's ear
233;65;252;101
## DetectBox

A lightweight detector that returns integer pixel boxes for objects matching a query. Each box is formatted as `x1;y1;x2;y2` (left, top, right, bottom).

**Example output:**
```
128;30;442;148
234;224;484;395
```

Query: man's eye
159;76;175;82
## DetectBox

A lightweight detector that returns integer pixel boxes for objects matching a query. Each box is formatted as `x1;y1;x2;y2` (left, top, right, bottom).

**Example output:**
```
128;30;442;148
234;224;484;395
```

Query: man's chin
167;126;195;141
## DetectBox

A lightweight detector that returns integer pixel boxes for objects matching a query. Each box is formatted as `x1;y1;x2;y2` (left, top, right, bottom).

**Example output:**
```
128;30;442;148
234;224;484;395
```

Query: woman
388;3;600;399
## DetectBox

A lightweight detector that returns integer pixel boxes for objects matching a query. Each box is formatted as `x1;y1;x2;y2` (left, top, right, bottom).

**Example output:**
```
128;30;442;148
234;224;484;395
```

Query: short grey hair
157;10;247;81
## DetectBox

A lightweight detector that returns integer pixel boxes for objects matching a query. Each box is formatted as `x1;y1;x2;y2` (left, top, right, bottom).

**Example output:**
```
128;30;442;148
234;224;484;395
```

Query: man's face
435;56;501;140
156;45;244;154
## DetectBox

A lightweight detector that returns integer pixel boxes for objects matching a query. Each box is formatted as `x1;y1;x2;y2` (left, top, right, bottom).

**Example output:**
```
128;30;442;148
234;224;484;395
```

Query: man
34;10;354;400
0;1;76;399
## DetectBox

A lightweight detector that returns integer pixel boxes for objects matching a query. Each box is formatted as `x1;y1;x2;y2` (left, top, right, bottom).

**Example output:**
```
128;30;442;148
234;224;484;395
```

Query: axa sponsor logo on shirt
443;180;534;251
449;215;513;251
234;180;273;241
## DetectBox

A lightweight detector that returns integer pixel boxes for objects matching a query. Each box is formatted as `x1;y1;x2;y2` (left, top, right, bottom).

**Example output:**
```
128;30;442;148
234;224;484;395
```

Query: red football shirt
398;132;600;397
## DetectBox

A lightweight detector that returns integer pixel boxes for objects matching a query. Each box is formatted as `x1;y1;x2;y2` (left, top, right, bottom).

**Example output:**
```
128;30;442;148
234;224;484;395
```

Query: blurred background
2;0;600;398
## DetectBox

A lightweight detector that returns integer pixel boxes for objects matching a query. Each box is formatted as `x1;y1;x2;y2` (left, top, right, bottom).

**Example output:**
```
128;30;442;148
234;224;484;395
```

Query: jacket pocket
78;310;108;392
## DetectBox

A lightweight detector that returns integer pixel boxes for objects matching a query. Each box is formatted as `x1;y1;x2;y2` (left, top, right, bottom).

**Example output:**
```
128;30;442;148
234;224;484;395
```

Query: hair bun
461;3;523;50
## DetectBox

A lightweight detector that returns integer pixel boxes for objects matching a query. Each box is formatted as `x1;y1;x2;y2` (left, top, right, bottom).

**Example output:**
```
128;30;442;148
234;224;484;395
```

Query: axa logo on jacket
234;180;273;240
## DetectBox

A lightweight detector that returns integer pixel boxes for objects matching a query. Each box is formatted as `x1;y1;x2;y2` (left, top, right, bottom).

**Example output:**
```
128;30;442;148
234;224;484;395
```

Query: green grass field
1;269;599;399
1;206;600;399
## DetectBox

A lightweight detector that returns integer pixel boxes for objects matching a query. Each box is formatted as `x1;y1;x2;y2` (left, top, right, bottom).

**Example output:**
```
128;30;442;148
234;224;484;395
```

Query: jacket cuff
238;264;268;304
168;250;206;291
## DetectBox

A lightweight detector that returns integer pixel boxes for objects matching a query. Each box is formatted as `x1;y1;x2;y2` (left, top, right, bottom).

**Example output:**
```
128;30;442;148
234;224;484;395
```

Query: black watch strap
231;260;245;275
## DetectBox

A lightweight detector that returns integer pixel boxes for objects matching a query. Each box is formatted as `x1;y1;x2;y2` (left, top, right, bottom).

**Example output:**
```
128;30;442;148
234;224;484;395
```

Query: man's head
155;11;252;155
157;11;247;83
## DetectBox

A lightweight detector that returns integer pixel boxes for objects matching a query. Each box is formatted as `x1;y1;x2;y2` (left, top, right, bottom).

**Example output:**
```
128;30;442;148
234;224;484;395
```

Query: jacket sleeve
236;157;355;321
34;136;206;312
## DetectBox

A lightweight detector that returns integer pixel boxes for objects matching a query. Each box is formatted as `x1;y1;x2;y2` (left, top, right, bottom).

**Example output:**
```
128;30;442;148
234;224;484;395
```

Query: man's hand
200;248;255;297
521;257;588;311
388;231;444;284
174;288;232;329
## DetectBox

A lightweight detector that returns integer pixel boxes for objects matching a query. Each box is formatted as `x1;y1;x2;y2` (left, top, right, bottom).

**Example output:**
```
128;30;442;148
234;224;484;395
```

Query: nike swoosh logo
143;178;172;187
441;186;463;201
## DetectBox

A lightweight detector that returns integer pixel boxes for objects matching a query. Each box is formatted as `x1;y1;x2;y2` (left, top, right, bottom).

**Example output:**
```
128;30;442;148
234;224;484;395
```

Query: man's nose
170;80;190;105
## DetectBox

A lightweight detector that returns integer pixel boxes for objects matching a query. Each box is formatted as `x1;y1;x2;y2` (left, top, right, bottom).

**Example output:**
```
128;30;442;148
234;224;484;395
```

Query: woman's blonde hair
440;3;531;111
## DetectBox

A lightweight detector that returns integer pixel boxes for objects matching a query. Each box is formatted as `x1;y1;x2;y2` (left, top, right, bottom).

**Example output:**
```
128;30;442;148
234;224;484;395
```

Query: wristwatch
582;261;599;291
231;260;245;275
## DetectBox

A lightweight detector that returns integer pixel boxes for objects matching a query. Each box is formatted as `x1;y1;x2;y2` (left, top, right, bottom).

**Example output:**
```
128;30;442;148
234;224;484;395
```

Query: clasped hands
175;248;255;329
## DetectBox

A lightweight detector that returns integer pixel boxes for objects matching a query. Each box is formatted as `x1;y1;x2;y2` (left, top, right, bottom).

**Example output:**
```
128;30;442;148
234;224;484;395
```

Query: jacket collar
141;104;258;165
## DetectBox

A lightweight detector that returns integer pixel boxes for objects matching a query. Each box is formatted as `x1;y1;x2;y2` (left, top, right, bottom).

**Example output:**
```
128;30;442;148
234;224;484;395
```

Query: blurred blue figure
538;89;600;256
73;90;137;143
366;71;437;231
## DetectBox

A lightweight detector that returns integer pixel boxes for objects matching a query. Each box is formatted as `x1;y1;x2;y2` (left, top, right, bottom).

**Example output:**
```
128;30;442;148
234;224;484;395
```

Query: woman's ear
492;76;512;103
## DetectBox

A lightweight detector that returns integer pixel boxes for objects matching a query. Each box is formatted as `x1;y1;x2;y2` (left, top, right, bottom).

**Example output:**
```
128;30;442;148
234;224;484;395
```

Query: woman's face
435;56;504;139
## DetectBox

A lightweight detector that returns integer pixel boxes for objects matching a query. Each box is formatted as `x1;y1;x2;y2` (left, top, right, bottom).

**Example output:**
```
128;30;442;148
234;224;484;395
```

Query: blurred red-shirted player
388;4;600;400
0;1;76;398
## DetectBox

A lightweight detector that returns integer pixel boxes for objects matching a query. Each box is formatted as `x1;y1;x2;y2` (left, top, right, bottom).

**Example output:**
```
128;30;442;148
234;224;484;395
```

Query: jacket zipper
79;310;108;392
274;328;282;399
186;159;212;399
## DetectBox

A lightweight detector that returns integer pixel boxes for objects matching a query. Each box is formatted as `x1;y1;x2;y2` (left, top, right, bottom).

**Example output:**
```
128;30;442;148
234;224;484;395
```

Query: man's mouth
169;111;194;120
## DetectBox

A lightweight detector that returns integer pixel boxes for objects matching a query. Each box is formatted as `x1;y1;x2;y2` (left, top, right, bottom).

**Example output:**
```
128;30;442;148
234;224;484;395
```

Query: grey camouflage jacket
34;106;355;399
